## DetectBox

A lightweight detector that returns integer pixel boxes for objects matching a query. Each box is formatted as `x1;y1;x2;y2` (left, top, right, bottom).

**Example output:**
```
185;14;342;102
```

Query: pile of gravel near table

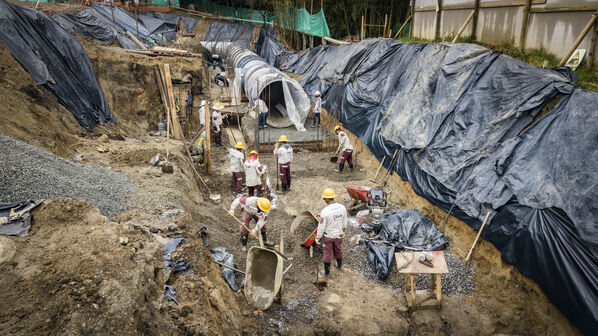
0;134;134;217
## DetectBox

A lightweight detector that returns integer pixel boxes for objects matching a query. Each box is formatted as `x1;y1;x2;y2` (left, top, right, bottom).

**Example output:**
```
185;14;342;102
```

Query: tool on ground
213;260;246;274
8;202;37;220
220;206;258;239
329;155;338;163
370;155;386;183
465;211;491;264
200;226;209;247
184;144;221;201
314;264;327;290
353;235;418;251
380;149;399;187
275;156;280;191
282;263;293;276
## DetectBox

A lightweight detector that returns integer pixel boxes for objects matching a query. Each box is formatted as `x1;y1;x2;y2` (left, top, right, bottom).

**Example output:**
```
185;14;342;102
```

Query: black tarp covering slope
367;209;448;279
0;0;116;130
52;8;139;49
204;21;254;48
265;38;598;335
92;3;150;39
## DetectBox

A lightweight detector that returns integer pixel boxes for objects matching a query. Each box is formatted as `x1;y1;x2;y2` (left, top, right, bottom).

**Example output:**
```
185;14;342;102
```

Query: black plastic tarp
366;209;447;279
0;0;116;131
211;247;241;291
0;200;43;237
52;8;139;50
92;4;150;39
204;21;254;48
268;37;598;335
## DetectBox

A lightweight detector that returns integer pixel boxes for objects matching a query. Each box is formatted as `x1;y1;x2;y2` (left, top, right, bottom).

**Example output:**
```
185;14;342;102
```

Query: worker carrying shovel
244;150;266;196
315;188;347;277
273;135;293;193
228;142;245;196
229;196;271;251
334;125;354;173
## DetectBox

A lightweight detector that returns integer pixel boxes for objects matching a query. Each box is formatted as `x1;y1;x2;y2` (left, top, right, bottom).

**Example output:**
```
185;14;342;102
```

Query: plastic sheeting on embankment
0;0;116;131
202;41;310;130
367;209;447;279
0;200;43;237
52;8;139;49
263;38;598;335
204;21;254;49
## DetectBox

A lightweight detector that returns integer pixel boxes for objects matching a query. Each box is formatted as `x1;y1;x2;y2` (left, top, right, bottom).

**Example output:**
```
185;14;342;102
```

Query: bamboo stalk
451;10;475;43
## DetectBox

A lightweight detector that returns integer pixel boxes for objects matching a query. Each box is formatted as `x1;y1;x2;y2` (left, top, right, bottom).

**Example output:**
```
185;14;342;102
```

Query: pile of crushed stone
0;134;134;216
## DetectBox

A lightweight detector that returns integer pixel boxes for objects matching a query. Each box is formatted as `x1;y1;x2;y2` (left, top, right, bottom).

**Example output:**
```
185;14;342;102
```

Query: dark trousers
312;113;320;125
248;185;264;196
259;113;268;129
232;172;243;194
279;163;291;184
322;236;343;263
339;149;353;166
213;126;221;143
239;211;267;236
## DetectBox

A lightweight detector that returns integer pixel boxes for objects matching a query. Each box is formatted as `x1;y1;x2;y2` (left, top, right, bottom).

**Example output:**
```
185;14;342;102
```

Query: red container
345;185;371;202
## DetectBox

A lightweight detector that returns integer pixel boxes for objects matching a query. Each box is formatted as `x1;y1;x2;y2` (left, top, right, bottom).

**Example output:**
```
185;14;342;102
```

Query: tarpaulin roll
0;0;116;130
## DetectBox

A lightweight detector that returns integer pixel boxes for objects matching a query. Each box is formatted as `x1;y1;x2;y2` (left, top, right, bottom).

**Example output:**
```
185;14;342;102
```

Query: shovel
314;264;328;291
184;144;221;201
329;156;338;163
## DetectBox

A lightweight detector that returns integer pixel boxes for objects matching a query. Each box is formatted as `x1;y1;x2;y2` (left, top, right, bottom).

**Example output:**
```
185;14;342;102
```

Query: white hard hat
221;72;227;76
315;91;321;96
201;100;206;106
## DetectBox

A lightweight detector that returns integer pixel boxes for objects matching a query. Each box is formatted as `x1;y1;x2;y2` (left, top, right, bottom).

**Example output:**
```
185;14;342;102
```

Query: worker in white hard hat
212;102;226;147
228;142;245;195
315;188;347;276
253;97;269;130
312;91;321;128
244;150;266;196
199;100;207;127
334;125;354;173
273;135;293;192
229;196;271;251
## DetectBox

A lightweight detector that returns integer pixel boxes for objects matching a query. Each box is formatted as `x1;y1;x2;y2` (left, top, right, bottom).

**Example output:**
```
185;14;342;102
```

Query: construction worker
214;71;229;87
253;97;269;130
334;125;354;173
199;100;207;127
229;196;271;251
273;135;293;192
312;91;321;128
244;150;266;196
228;142;245;196
212;102;225;147
315;188;347;277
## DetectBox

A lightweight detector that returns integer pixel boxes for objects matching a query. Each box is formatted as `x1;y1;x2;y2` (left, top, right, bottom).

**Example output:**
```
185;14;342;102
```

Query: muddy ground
0;16;582;336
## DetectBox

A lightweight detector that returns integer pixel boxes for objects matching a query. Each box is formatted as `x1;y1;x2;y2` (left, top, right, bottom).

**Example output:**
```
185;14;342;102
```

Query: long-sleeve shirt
199;105;207;125
254;99;268;114
273;144;293;164
314;96;322;114
337;130;353;152
244;158;264;187
228;148;244;173
212;111;223;127
316;202;347;239
230;196;267;229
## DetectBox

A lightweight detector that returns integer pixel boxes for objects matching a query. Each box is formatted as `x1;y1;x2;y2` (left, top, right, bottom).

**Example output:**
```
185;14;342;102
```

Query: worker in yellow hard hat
273;135;293;193
228;142;245;195
315;188;347;276
334;125;354;173
211;102;227;147
229;196;271;251
244;150;266;196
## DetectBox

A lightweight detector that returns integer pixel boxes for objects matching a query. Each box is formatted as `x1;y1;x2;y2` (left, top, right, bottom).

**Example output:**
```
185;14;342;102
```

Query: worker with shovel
315;188;347;277
311;91;322;128
229;197;271;251
273;135;293;193
212;102;226;147
334;125;354;173
228;142;245;196
244;150;266;196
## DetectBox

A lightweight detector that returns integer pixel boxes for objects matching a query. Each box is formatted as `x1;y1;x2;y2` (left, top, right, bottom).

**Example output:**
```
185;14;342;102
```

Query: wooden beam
451;10;475;43
205;96;211;174
159;64;184;139
559;10;598;66
125;31;147;50
530;5;598;13
393;14;412;39
414;0;545;12
589;21;598;69
472;0;480;39
409;0;415;38
435;0;443;40
323;36;349;45
520;0;531;50
361;14;364;40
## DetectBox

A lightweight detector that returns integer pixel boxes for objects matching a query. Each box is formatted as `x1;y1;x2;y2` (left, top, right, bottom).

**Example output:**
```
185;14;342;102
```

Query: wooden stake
161;64;184;139
370;155;386;182
205;98;211;174
435;0;443;40
471;0;480;40
393;14;411;39
361;15;364;40
559;10;598;66
383;14;388;38
588;21;598;69
519;0;531;50
465;211;491;263
409;0;415;38
451;10;475;43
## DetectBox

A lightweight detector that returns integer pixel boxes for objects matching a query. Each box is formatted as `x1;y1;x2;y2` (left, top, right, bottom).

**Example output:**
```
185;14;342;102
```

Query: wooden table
396;251;448;310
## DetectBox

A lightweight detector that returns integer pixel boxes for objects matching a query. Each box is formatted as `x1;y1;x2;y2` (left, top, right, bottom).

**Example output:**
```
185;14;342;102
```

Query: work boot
281;184;287;193
287;181;291;190
320;262;331;277
335;164;344;173
241;235;248;251
336;259;343;269
348;165;353;172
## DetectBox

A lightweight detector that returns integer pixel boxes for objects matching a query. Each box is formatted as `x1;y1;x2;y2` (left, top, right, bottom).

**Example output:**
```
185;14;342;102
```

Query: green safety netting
187;0;275;24
18;0;181;6
294;8;329;37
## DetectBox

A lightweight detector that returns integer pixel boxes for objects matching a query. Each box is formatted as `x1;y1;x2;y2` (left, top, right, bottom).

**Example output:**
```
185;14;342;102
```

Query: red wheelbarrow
345;185;371;213
290;211;320;257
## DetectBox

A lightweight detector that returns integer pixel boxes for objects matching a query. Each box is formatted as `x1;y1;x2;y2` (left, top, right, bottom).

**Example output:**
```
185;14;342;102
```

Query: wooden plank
205;99;211;174
465;211;491;262
397;251;449;274
436;274;442;308
161;64;184;139
520;0;532;49
530;5;598;13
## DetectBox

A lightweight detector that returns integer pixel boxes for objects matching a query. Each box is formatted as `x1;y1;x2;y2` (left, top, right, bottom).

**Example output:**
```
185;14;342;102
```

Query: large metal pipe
201;41;310;130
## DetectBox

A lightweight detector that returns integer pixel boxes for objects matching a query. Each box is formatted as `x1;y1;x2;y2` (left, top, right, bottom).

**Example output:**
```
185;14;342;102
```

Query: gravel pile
0;134;134;217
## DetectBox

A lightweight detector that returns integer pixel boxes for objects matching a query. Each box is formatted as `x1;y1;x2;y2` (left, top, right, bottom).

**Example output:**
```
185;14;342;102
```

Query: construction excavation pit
0;1;596;336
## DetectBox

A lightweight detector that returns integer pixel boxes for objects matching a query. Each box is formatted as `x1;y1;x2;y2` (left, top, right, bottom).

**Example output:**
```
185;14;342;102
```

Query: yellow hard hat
257;197;271;213
334;125;343;133
249;150;259;158
322;188;337;199
212;102;223;110
279;135;288;142
235;142;244;149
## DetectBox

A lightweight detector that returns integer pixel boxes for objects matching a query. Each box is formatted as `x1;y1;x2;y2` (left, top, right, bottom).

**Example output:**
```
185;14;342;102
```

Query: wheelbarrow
345;185;371;214
290;211;320;258
244;246;284;310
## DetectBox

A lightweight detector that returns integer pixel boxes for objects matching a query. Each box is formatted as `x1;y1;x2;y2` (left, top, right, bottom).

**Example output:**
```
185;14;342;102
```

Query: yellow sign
565;49;586;71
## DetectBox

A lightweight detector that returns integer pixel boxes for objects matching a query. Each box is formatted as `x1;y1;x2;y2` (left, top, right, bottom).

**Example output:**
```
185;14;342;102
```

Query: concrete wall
412;0;598;65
